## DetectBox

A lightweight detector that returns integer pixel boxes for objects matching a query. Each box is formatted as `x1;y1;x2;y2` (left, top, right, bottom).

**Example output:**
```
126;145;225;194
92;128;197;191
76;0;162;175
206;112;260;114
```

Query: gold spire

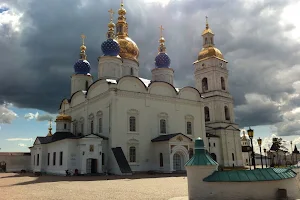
80;34;87;60
115;0;139;62
202;16;214;35
158;25;166;53
47;119;53;136
107;9;115;39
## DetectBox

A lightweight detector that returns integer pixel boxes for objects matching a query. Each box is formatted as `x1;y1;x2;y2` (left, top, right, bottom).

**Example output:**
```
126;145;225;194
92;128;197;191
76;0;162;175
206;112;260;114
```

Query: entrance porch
151;133;194;172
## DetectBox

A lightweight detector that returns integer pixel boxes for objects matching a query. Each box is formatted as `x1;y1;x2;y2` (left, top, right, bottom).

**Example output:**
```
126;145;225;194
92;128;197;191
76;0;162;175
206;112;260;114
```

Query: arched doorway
210;153;217;162
0;161;6;172
173;153;183;171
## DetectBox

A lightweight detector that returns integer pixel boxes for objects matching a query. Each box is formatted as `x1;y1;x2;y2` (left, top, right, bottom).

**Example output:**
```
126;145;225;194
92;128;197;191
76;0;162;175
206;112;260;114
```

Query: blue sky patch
0;7;9;13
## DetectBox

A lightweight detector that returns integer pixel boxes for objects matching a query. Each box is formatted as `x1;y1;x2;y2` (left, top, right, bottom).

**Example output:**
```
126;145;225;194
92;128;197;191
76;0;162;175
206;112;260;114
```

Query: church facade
30;2;243;175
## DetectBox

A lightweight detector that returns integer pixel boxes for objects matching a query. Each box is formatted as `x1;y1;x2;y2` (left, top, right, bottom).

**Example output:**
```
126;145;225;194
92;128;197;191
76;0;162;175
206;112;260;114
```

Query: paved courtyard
0;173;188;200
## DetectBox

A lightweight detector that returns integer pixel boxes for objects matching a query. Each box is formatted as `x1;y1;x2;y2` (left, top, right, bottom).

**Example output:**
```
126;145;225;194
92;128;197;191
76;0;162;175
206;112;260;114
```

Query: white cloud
24;112;55;121
6;138;33;142
18;143;27;147
0;5;22;34
0;102;18;125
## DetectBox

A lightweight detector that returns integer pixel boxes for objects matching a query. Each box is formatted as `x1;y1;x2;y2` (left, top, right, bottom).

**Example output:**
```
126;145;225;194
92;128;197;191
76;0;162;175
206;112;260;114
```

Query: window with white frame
128;109;139;133
129;146;136;162
160;119;166;134
97;111;103;134
128;139;139;163
185;115;194;135
158;112;168;134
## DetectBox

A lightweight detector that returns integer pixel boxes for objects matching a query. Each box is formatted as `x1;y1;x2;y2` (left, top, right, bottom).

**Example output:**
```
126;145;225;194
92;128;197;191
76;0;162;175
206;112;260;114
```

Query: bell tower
194;17;242;167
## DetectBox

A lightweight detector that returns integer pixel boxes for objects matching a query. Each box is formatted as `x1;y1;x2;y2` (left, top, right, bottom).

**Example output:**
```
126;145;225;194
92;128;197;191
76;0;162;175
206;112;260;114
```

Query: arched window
90;120;94;134
221;77;226;90
205;37;208;44
202;78;208;92
129;116;136;132
225;106;230;120
98;117;102;133
85;81;89;91
160;119;166;134
232;153;235;161
204;106;210;122
129;146;136;162
64;123;67;129
160;153;163;167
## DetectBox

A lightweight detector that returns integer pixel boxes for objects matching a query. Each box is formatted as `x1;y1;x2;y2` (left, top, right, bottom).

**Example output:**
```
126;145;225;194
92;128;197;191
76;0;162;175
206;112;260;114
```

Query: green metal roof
185;137;218;166
203;168;297;182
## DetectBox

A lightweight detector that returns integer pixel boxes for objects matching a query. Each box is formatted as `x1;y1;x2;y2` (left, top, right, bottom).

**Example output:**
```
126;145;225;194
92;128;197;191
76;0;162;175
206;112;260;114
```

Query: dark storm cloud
1;0;300;135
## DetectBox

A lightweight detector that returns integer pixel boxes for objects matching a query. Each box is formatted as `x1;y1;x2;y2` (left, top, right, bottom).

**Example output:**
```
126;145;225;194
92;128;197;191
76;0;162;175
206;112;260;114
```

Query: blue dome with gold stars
155;52;171;68
101;39;120;56
74;59;91;75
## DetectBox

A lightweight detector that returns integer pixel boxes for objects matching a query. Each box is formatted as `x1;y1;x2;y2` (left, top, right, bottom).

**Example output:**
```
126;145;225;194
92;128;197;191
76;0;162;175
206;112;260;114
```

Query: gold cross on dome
108;9;114;21
159;25;164;38
81;34;86;45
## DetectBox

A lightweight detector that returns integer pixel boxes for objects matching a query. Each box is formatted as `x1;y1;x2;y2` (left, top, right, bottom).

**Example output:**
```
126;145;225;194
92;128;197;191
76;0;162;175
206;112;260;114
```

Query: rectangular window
89;145;94;152
102;153;105;166
53;152;56;166
47;153;50;166
37;154;39;166
160;119;166;134
33;155;35;166
186;121;192;135
74;124;77;135
64;123;67;129
60;152;63;165
98;118;102;133
159;153;163;167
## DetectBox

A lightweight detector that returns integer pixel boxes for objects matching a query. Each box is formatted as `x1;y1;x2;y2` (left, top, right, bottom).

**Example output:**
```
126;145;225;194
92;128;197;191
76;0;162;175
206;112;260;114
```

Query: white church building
30;2;243;175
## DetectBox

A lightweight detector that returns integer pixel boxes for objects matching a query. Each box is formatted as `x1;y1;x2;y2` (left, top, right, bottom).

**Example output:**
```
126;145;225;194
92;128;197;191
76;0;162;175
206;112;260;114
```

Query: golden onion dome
118;5;126;15
198;46;224;61
115;35;139;62
80;44;86;51
56;114;72;122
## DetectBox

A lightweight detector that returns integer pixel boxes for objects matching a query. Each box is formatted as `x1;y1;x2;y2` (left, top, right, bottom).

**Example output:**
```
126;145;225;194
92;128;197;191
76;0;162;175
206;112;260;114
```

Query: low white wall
187;166;300;200
0;154;31;172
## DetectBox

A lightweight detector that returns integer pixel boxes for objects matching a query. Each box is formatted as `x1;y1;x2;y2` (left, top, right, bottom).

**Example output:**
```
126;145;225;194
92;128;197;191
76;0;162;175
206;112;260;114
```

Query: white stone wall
151;68;174;85
0;154;31;172
122;59;139;77
98;56;122;79
187;166;300;200
71;74;93;95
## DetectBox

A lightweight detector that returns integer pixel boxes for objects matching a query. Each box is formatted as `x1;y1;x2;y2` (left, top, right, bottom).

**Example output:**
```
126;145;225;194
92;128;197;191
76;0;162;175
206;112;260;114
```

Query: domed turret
152;25;174;85
74;35;91;75
101;10;120;56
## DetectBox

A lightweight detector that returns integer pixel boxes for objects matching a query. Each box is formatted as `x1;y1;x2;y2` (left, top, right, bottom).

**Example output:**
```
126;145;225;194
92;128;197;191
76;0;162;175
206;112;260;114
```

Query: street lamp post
264;148;267;168
257;137;263;169
247;128;256;169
